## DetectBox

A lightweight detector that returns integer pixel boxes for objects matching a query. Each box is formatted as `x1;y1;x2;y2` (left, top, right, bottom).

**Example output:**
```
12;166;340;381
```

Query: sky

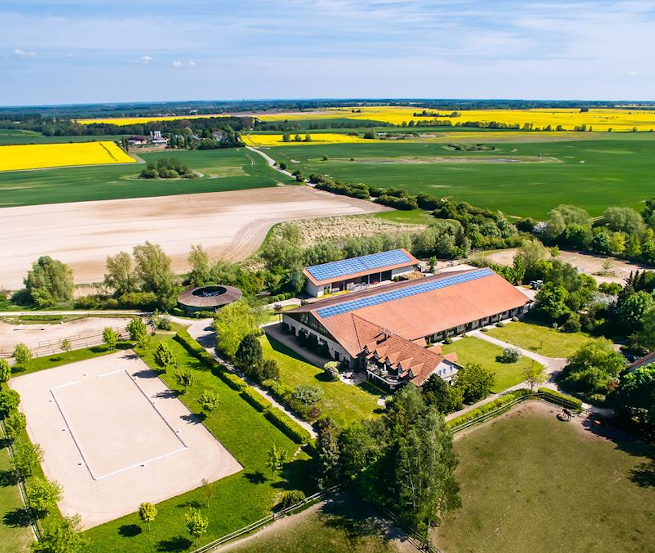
1;0;654;106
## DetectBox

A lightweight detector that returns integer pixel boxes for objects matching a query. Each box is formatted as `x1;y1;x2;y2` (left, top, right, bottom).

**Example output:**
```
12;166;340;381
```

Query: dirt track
0;187;385;289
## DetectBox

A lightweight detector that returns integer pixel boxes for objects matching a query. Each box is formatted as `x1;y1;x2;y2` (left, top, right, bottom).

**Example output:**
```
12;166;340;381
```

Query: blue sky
1;0;653;106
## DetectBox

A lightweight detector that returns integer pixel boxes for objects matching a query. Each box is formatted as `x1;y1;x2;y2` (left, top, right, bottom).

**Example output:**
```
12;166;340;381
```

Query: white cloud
188;60;196;67
139;55;152;63
13;48;36;58
172;60;182;67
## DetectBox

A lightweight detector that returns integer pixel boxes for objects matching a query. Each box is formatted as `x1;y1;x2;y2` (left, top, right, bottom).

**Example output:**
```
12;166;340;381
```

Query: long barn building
283;267;532;390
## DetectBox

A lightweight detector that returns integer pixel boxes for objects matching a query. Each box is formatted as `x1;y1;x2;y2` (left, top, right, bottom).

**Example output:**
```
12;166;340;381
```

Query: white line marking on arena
95;447;188;480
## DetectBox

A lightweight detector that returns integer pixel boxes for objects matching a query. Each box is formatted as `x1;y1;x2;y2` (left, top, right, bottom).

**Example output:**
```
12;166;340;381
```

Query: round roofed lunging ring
177;285;242;314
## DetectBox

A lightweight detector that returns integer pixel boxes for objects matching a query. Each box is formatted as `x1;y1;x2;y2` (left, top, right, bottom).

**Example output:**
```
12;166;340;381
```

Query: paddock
10;351;242;528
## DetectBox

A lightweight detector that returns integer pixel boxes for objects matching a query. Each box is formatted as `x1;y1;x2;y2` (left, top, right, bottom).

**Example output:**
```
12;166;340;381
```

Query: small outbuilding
177;285;242;315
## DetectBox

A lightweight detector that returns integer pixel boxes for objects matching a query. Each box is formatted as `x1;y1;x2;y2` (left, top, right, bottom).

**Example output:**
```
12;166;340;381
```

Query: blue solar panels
306;249;412;282
316;268;494;318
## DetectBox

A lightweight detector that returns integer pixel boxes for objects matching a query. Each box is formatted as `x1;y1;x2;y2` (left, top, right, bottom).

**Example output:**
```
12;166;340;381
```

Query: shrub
480;327;489;333
499;347;521;363
241;387;272;412
444;337;454;344
279;490;306;509
512;316;519;322
292;384;324;405
496;321;505;327
218;370;248;391
263;379;293;403
175;330;208;358
537;387;583;411
264;409;311;444
323;361;340;381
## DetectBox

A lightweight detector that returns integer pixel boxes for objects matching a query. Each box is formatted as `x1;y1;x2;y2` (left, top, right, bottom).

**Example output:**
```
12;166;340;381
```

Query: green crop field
0;147;292;208
434;402;655;553
269;134;655;218
0;129;126;145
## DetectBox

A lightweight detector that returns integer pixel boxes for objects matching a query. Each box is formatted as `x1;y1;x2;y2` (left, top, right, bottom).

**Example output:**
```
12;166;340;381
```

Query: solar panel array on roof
316;268;494;318
306;249;412;282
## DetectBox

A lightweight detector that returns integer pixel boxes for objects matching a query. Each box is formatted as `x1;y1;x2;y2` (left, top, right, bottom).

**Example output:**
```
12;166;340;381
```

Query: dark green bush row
448;389;531;429
174;330;216;368
219;370;248;391
241;387;272;412
537;387;583;411
264;408;311;444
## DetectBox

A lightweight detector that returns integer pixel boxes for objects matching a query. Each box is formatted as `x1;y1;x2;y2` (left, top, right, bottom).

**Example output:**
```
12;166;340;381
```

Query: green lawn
0;147;292;208
442;337;539;392
269;135;655;218
83;333;314;553
486;321;593;358
12;342;132;377
261;335;383;428
0;436;34;553
0;130;126;145
434;403;655;553
229;493;406;553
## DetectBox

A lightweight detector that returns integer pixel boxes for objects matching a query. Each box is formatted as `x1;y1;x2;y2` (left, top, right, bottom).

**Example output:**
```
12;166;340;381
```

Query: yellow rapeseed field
0;141;135;172
76;106;655;132
75;114;228;126
242;133;373;147
257;106;655;132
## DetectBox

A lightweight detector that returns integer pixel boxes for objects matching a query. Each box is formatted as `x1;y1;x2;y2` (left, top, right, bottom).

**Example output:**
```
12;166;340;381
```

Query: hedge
175;330;217;369
219;370;248;391
264;408;311;444
537;387;583;411
241;387;272;412
448;389;531;430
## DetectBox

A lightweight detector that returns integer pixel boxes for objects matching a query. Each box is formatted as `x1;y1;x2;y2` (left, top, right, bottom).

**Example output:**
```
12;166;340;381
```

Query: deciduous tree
188;244;211;286
104;251;137;296
13;343;32;371
32;515;88;553
154;342;176;372
139;502;157;531
25;256;74;308
27;477;63;517
185;508;208;546
102;327;119;350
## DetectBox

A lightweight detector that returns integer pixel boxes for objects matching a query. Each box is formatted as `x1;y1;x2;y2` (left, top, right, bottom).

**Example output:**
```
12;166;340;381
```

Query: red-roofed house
283;266;533;389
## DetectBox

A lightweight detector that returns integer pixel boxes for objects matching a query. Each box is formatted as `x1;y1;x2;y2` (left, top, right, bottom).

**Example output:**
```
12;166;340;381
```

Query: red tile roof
288;269;531;359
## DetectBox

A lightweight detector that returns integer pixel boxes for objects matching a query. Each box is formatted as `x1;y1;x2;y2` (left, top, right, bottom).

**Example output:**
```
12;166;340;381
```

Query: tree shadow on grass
156;536;192;552
118;524;142;537
176;500;203;510
243;471;267;484
272;456;315;493
631;460;655;488
0;469;18;487
3;508;32;528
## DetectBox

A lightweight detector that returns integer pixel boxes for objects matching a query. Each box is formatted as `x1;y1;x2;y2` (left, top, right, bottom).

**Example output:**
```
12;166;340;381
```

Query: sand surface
10;351;241;528
0;187;385;289
0;316;131;357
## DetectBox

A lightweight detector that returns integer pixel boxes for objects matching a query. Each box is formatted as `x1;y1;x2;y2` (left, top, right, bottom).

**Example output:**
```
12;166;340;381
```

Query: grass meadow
486;321;593;358
442;336;537;392
227;493;407;553
434;402;655;553
0;147;292;208
261;334;383;428
270;134;655;218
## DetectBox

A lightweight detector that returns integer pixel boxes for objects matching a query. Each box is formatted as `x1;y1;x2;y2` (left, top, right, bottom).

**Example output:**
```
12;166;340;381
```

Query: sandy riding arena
0;186;385;289
0;316;131;358
10;351;241;528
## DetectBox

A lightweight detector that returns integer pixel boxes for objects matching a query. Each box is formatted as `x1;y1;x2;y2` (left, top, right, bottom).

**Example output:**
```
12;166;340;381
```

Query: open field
0;436;34;553
10;351;241;528
0;129;125;146
254;106;655;131
0;186;384;289
486;321;593;358
0;141;134;172
434;401;655;553
82;333;314;553
0;316;131;357
0;148;290;208
471;248;654;285
221;494;413;553
243;133;372;146
271;136;655;218
442;336;538;392
262;333;382;428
